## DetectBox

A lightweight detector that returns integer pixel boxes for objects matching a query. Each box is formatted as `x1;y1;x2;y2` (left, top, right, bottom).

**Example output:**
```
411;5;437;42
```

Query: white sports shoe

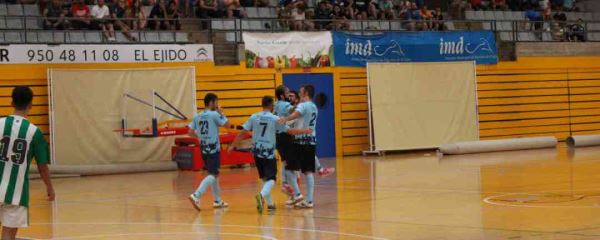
294;200;314;209
285;194;304;205
189;194;201;211
213;200;229;208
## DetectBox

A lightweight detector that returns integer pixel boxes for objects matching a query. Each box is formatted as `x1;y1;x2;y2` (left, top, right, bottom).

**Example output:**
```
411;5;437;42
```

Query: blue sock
193;175;215;198
286;170;301;196
261;179;275;205
315;156;321;170
306;173;314;203
212;176;222;202
281;164;288;184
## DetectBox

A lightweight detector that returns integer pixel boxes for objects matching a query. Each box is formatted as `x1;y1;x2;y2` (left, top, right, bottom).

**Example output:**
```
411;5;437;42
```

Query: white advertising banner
242;32;333;68
0;44;213;64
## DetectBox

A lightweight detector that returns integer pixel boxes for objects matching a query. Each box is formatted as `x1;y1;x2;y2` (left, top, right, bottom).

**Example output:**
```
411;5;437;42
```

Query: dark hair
275;85;287;100
301;84;315;99
204;93;218;107
12;86;33;111
262;95;274;108
290;90;299;99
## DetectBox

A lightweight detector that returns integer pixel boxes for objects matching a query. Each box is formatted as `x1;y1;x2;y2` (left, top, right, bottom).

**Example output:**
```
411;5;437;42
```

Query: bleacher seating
465;9;600;42
0;3;191;43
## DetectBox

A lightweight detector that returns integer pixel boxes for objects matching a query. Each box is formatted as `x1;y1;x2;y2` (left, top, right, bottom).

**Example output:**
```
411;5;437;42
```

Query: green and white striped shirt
0;115;49;207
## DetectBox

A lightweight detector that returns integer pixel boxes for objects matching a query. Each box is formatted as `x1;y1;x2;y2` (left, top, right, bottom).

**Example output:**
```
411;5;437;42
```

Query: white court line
51;231;277;240
483;193;600;209
29;222;389;240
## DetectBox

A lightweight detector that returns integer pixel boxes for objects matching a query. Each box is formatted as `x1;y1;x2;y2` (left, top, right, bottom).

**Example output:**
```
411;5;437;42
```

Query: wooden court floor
18;145;600;239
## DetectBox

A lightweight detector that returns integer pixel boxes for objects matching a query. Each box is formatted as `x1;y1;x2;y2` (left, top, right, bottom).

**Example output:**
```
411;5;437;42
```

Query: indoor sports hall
2;0;600;239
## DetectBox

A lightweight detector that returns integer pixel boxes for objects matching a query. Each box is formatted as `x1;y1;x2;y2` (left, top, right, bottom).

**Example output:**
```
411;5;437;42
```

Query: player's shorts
0;204;28;228
202;152;221;176
286;143;316;173
276;132;293;162
254;156;277;181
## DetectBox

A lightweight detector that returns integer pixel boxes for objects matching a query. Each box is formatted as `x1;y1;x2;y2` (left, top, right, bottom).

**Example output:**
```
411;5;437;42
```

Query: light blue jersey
274;101;292;133
188;110;228;155
293;101;318;145
242;111;289;159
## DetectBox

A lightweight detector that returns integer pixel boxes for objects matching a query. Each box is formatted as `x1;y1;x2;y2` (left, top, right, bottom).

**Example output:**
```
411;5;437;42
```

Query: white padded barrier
566;135;600;148
439;137;557;155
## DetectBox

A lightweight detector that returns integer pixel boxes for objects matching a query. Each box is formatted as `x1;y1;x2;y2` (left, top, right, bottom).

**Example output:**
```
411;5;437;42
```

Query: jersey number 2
309;113;316;127
0;136;27;165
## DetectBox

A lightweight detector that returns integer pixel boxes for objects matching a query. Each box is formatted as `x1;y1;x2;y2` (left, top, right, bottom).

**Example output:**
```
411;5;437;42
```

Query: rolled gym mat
439;137;557;155
566;135;600;148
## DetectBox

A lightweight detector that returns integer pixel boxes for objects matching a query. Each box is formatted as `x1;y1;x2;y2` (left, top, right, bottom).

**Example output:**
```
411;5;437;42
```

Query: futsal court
13;144;600;240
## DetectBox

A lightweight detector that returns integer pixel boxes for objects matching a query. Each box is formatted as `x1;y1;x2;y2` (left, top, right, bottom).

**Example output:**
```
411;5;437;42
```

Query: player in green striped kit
0;87;55;240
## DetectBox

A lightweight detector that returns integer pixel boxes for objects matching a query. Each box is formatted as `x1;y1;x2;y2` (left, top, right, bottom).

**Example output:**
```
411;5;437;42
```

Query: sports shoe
267;205;276;211
294;200;314;209
318;167;335;177
255;193;265;214
189;194;201;211
285;194;303;205
213;200;229;208
281;183;294;196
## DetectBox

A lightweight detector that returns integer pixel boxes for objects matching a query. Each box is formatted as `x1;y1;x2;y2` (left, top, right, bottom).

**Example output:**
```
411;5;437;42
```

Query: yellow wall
2;56;600;157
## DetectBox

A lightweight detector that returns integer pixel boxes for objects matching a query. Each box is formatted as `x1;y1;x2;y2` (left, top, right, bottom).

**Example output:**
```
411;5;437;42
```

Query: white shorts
0;204;28;228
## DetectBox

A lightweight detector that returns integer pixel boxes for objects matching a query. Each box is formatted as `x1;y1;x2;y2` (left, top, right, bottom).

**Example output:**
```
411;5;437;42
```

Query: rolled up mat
566;135;600;148
439;137;557;155
28;161;177;176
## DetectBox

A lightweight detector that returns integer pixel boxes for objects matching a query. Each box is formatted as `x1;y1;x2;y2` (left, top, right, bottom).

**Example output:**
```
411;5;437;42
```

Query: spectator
492;0;507;10
71;0;91;29
167;0;181;30
92;0;115;41
130;0;147;30
223;0;247;18
542;0;552;20
196;0;220;29
43;0;69;30
550;19;564;41
149;0;171;30
255;0;269;6
379;0;395;19
470;0;482;10
432;7;444;30
406;2;421;30
567;18;585;42
420;5;432;30
562;0;573;11
332;4;350;29
291;2;312;30
112;0;137;41
344;0;355;19
315;1;333;29
353;0;370;19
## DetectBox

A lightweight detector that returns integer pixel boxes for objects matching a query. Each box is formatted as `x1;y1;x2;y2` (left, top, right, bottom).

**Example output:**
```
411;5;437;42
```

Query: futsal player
0;87;55;240
188;93;231;211
229;96;311;213
289;91;335;178
278;85;319;209
274;85;294;196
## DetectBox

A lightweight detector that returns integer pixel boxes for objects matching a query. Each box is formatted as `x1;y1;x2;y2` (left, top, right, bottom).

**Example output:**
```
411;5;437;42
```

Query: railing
1;16;599;43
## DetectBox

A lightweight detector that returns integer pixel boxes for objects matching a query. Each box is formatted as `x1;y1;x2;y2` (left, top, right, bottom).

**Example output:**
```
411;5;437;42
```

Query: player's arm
216;108;232;129
286;128;312;135
229;129;250;153
187;116;197;138
229;118;252;153
278;111;301;124
32;130;55;201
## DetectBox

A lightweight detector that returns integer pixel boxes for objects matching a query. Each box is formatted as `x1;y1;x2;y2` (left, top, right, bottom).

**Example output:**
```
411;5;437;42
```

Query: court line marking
50;231;277;240
483;193;600;209
30;222;389;240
